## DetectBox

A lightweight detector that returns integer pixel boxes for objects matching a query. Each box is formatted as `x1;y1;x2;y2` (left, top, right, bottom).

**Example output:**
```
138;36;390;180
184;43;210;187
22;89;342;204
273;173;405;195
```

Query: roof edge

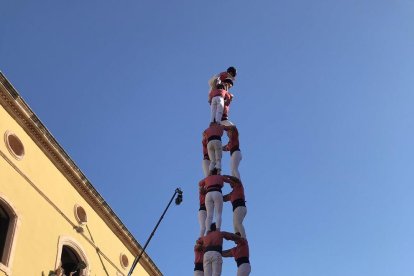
0;72;162;276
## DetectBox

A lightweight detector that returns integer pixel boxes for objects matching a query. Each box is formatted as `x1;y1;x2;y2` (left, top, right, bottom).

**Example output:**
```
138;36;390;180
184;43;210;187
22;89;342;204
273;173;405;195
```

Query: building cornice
0;72;162;276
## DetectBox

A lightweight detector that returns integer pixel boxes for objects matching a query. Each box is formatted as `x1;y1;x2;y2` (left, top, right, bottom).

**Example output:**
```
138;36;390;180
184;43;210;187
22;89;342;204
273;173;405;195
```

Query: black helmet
227;66;237;77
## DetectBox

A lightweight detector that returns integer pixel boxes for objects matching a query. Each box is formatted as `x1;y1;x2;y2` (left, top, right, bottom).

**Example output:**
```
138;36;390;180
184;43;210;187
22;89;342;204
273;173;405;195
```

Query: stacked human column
194;67;251;276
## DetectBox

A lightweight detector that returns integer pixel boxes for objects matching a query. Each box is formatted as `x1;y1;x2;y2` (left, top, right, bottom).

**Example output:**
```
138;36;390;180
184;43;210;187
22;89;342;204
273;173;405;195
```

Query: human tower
194;67;251;276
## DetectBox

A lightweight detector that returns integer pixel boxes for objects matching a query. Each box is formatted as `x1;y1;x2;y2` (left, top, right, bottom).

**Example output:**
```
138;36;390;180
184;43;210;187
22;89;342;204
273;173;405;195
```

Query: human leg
210;97;218;123
220;119;234;126
211;140;222;171
230;151;242;180
207;141;216;172
198;210;207;237
212;192;224;230
202;159;210;177
214;97;224;124
203;252;213;276
194;270;204;276
233;206;247;238
237;263;251;276
205;192;215;232
211;251;223;276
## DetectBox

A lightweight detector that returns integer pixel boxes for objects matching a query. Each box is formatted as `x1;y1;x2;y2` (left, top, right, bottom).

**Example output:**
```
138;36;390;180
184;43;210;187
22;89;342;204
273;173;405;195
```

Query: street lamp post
127;188;183;276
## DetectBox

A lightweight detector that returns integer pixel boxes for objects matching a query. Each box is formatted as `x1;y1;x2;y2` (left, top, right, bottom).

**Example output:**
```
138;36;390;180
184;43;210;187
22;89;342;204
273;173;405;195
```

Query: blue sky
2;0;414;275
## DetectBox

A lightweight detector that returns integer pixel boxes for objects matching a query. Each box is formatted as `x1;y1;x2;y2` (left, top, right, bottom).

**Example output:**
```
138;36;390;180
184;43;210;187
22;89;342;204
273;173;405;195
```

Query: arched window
61;245;86;276
55;236;89;276
0;197;19;274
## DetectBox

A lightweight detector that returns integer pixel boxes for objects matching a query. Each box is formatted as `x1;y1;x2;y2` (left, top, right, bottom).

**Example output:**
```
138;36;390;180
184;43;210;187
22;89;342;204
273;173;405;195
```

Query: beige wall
0;101;150;275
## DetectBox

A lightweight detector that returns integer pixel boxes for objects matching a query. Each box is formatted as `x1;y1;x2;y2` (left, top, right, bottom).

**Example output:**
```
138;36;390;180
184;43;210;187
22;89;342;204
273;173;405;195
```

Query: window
55;236;89;276
0;197;19;274
120;253;129;269
4;131;25;160
61;245;86;276
0;205;10;260
74;205;87;225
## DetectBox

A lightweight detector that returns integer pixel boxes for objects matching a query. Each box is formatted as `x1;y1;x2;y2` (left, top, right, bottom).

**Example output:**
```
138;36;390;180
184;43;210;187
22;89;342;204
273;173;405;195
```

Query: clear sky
2;1;414;275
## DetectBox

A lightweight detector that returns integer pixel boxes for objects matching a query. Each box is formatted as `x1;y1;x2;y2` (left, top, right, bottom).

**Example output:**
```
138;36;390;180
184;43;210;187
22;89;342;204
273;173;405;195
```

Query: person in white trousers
222;234;251;276
200;174;233;231
223;126;242;180
203;122;232;175
203;223;240;276
208;66;237;95
223;175;247;238
209;79;233;124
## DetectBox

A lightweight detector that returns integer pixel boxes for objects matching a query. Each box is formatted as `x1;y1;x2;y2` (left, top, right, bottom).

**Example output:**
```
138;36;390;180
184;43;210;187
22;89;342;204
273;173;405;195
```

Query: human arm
222;249;234;258
223;175;241;186
222;125;235;132
221;125;234;151
224;92;234;105
222;231;242;242
202;134;208;153
208;74;220;89
223;193;231;202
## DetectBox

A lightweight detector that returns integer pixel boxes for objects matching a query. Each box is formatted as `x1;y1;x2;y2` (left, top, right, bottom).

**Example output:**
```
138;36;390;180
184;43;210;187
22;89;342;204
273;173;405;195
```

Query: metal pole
127;188;182;276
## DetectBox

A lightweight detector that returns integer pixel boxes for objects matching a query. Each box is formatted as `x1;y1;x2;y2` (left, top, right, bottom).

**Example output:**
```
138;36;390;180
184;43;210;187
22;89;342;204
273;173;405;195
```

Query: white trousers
203;251;222;276
230;150;242;180
220;119;234;126
194;270;204;276
237;263;251;276
198;210;207;237
207;140;222;171
233;206;247;238
211;96;224;124
202;159;211;177
205;191;223;230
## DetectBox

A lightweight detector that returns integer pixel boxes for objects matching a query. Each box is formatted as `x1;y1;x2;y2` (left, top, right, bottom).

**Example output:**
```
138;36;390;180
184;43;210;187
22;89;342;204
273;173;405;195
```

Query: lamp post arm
127;188;182;276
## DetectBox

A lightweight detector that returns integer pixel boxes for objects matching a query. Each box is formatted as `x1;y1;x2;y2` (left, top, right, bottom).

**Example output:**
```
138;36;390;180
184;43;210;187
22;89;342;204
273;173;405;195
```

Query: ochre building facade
0;73;162;276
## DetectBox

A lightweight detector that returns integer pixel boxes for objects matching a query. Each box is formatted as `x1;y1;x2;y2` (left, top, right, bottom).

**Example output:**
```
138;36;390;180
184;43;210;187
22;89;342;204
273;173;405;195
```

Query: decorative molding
0;72;162;276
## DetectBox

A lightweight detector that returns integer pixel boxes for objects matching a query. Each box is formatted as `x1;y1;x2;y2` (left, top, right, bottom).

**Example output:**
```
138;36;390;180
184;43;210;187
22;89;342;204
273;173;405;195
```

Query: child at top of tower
208;79;234;125
208;66;237;91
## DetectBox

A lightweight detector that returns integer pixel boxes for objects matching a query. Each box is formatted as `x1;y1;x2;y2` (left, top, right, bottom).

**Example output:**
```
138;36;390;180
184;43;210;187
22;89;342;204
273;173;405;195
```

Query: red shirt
209;88;228;101
194;245;204;263
203;231;238;247
224;126;240;151
203;124;224;140
198;181;206;205
230;239;249;259
202;136;209;160
228;182;245;203
200;175;224;190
